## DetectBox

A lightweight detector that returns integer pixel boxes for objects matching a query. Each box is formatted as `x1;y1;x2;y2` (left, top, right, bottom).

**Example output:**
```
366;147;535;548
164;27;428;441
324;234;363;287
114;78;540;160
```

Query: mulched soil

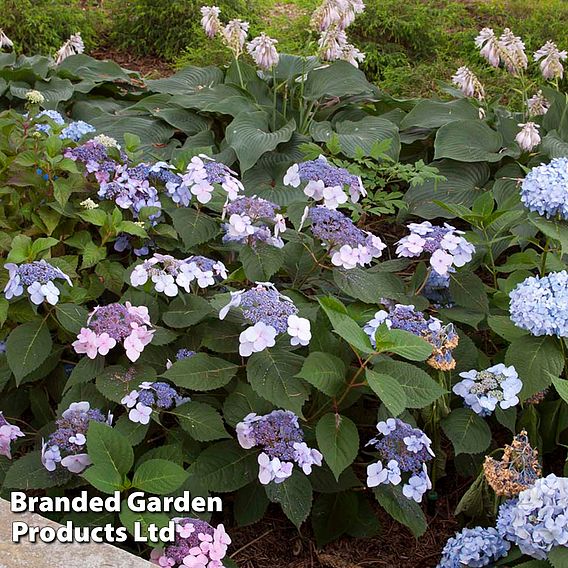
90;48;173;78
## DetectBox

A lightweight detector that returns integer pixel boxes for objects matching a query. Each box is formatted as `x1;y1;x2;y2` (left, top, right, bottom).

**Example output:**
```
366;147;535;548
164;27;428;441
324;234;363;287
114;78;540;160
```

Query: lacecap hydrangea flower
72;302;155;362
283;155;366;207
219;282;312;356
483;430;541;498
0;412;24;459
395;221;475;276
130;254;227;297
4;260;72;305
519;157;568;219
237;410;323;485
166;348;196;370
121;381;188;425
453;364;522;416
222;196;286;249
366;418;434;503
364;303;459;370
41;402;112;474
497;474;568;560
151;517;231;568
437;527;510;568
509;271;568;336
171;154;243;206
308;206;386;269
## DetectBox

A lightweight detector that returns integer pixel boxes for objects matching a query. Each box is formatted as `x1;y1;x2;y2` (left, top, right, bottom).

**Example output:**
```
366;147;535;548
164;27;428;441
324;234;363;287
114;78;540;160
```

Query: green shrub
108;0;257;61
0;0;103;55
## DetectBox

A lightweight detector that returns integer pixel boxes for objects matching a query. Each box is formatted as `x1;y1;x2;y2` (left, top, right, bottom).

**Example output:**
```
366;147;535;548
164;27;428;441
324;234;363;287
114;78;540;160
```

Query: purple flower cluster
130;253;227;296
236;410;322;484
308;206;386;269
65;140;124;183
396;221;475;276
223;196;286;248
41;402;111;474
0;412;24;459
73;302;154;362
121;381;187;425
151;518;231;568
4;259;72;305
366;418;434;502
283;156;366;206
219;282;312;356
364;303;459;370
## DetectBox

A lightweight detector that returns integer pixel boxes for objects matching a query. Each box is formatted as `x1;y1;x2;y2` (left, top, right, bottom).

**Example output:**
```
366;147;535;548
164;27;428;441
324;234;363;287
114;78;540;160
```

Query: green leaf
234;482;270;527
316;413;359;480
6;321;52;384
434;120;505;162
188;440;258;492
170;401;230;442
303;60;375;100
373;484;427;537
64;356;105;392
226;111;296;172
223;381;274;427
55;303;88;334
295;352;346;397
551;375;568;406
449;271;489;314
83;463;124;494
549;547;568;568
374;328;432;361
487;315;528;342
161;295;212;328
441;408;492;455
132;459;188;495
310;117;400;161
332;268;404;304
400;99;479;129
87;421;133;476
162;353;238;391
366;369;407;416
170;207;219;249
505;335;564;399
530;215;568;256
146;65;224;94
265;470;313;528
311;492;359;546
7;235;32;262
318;296;373;354
247;349;309;416
374;359;445;408
239;244;284;281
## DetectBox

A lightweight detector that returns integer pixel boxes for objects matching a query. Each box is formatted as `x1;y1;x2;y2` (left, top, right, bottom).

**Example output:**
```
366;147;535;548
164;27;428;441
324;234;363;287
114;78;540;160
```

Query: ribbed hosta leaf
88;115;174;152
400;99;479;129
150;108;210;135
434;119;505;162
10;77;74;107
311;117;400;160
171;85;257;117
147;65;224;95
404;159;490;219
226;111;295;172
303;61;376;100
541;130;568;158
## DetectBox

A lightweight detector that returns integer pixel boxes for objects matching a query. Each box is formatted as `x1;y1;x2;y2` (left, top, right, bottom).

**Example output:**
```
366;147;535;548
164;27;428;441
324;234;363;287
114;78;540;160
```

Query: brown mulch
226;485;462;568
90;48;173;78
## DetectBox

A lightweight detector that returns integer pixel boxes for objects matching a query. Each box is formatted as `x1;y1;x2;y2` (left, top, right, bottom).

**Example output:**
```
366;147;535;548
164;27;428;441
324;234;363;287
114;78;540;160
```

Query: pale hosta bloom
55;32;85;65
534;41;567;80
451;66;485;101
515;122;541;152
221;19;249;57
341;43;365;67
318;25;348;61
475;27;501;67
0;29;13;50
498;28;527;75
311;0;365;32
200;5;221;38
247;33;279;70
527;90;550;117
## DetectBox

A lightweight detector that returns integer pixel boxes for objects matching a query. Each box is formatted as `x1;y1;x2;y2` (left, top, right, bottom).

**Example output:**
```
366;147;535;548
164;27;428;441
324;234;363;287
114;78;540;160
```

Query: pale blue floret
437;526;510;567
520;157;568;219
510;271;568;336
60;120;96;142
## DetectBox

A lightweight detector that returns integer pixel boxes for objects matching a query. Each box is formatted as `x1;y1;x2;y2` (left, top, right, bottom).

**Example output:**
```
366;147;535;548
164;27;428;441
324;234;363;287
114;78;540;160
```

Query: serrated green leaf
441;408;491;455
316;413;359;480
132;459;188;494
366;369;407;416
170;401;229;442
265;470;313;528
162;353;238;391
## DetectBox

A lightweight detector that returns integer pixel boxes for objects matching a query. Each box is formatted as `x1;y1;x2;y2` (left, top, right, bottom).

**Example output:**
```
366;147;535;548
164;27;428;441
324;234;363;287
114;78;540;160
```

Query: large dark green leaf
303;61;376;100
146;65;224;95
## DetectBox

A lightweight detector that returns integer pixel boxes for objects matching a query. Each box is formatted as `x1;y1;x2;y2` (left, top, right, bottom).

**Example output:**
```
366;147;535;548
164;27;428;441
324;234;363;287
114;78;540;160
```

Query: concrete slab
0;498;154;568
